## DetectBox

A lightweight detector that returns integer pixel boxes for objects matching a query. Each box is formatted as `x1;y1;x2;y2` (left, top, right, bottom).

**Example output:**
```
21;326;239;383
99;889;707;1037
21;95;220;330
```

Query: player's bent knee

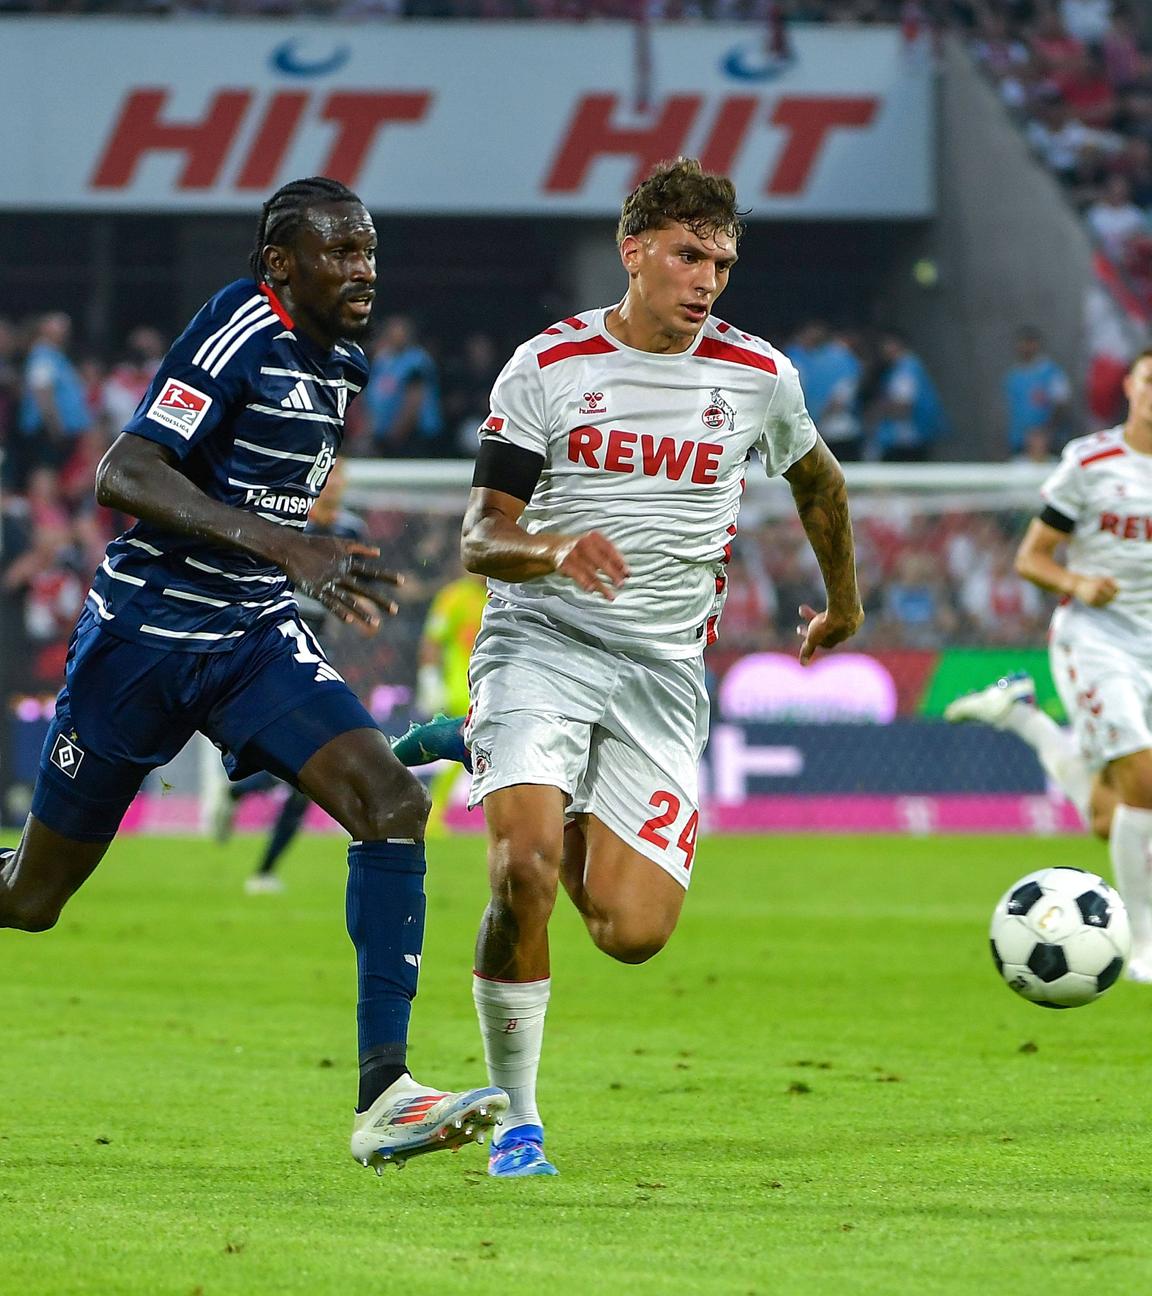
596;929;669;965
0;895;62;934
348;771;431;841
589;909;674;964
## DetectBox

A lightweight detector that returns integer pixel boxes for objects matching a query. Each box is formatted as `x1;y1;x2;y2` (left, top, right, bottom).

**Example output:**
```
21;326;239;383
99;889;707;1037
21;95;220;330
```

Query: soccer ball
989;867;1130;1008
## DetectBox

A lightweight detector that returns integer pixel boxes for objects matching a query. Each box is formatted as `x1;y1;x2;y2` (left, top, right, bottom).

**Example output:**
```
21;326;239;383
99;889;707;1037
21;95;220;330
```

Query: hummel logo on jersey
702;388;736;431
281;380;314;413
50;733;85;779
146;379;213;440
580;390;606;415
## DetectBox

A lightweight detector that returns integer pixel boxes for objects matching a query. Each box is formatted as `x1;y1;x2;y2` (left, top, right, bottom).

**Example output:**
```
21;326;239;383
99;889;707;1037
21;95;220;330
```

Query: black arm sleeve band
1039;505;1076;534
472;439;545;504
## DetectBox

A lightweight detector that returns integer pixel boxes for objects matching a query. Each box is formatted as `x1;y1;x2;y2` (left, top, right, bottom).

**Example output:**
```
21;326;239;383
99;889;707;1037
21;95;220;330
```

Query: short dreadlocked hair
616;158;744;247
249;176;364;282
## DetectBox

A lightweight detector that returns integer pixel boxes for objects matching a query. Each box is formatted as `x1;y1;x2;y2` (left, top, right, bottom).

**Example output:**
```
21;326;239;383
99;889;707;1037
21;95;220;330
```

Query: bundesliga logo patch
147;379;213;440
50;733;85;779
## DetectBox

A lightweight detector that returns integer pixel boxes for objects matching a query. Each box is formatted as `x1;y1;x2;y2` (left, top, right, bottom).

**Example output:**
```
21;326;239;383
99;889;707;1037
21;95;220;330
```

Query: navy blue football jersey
87;280;369;651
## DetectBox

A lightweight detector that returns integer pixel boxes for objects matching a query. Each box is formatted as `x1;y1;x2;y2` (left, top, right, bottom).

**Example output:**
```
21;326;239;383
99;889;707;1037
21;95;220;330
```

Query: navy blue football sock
257;789;308;875
346;839;426;1108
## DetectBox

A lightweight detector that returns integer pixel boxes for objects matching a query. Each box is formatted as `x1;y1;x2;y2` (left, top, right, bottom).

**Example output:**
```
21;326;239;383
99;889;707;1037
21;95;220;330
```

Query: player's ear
263;243;291;286
619;235;642;278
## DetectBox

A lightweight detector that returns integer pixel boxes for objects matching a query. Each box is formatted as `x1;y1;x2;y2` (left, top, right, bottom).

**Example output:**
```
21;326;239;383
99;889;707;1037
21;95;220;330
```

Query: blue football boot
487;1123;558;1178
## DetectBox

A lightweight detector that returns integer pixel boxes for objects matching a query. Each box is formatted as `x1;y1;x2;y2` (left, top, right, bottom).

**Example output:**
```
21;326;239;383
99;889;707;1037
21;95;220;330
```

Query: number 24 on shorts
638;791;699;871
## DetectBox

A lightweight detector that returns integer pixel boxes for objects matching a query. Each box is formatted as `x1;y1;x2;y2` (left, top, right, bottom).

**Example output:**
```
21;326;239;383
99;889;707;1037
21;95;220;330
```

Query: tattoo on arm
784;438;860;613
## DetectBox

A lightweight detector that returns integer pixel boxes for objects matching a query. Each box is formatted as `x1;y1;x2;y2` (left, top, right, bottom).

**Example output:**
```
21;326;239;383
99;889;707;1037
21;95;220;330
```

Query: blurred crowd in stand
720;508;1047;657
0;303;1056;700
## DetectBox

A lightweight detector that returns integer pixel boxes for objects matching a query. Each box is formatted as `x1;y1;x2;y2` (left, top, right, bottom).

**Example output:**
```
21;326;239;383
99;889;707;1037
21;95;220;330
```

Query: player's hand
282;536;402;633
1071;574;1119;608
551;531;630;601
796;602;864;666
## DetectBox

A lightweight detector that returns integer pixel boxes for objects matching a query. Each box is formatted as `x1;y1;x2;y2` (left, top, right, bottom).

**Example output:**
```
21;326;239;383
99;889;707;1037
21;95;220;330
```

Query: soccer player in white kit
953;349;1152;984
456;159;864;1175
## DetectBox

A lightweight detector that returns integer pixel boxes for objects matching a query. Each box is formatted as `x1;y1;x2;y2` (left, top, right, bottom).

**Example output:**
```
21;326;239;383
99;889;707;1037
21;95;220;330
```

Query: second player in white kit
1012;349;1152;983
459;160;863;1176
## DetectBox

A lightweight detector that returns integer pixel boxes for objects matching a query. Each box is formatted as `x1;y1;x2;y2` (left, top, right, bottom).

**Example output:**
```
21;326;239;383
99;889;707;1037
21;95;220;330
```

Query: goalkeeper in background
415;568;487;835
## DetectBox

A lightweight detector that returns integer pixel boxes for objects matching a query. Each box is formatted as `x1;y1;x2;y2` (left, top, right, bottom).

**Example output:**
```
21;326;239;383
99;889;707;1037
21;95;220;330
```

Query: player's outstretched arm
1015;517;1118;607
461;487;629;601
783;436;864;665
95;434;400;630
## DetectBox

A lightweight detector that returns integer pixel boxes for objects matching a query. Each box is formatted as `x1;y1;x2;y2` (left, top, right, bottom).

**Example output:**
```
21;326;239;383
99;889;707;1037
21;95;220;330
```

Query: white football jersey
478;308;818;659
1041;425;1152;657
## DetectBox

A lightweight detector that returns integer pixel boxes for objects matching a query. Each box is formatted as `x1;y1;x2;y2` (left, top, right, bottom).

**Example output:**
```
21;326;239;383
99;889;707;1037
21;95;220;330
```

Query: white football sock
472;974;550;1135
1001;707;1092;824
1109;804;1152;959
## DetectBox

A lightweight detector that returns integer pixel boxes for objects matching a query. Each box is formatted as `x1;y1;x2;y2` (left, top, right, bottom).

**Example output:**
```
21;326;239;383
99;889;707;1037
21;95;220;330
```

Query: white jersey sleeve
478;343;551;456
1039;442;1088;524
755;355;819;477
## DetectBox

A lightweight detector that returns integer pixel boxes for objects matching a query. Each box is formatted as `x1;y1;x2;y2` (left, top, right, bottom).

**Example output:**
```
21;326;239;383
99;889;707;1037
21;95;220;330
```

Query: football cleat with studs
488;1123;558;1178
390;714;472;773
944;671;1036;729
351;1075;508;1173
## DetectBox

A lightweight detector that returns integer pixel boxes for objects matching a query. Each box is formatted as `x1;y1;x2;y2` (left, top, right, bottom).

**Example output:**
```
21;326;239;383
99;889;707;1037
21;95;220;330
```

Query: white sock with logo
472;974;550;1136
1001;707;1092;824
1109;804;1152;960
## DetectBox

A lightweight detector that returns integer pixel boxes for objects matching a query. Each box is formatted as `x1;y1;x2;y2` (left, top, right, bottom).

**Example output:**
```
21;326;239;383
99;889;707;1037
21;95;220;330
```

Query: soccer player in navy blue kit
0;177;507;1171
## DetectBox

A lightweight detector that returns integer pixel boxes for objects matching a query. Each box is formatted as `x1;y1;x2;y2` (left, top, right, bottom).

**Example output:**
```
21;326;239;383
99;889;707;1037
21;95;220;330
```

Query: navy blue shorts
32;607;378;842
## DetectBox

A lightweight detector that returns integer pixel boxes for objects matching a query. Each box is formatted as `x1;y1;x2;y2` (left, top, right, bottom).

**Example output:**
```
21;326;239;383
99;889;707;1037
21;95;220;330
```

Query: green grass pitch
3;832;1152;1295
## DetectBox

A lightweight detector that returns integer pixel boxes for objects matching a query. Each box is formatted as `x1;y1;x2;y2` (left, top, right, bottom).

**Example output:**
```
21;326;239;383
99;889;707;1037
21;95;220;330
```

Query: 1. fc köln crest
702;389;736;431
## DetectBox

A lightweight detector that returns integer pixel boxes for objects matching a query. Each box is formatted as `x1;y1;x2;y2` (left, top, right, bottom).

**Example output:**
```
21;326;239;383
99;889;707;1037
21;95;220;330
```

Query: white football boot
243;874;285;896
944;672;1036;729
1124;955;1152;984
350;1075;508;1173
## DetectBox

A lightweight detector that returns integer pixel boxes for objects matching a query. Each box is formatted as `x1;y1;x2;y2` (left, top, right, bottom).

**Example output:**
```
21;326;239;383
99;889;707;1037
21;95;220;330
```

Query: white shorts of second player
1050;631;1152;770
465;598;709;888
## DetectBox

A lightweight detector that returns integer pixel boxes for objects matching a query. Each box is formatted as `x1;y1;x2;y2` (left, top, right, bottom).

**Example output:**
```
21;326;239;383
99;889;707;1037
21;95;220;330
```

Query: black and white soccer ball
989;867;1130;1008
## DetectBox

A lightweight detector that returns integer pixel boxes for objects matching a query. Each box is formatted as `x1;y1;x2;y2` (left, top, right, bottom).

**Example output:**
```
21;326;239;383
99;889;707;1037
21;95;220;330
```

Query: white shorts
465;599;709;888
1050;632;1152;770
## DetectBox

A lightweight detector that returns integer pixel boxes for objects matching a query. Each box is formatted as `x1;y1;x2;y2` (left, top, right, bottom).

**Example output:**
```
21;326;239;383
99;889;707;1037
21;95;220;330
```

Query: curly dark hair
616;158;744;247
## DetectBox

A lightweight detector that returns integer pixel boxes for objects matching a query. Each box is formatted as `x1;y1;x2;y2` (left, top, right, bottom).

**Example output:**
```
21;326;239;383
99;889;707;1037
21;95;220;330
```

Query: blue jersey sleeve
124;281;284;460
